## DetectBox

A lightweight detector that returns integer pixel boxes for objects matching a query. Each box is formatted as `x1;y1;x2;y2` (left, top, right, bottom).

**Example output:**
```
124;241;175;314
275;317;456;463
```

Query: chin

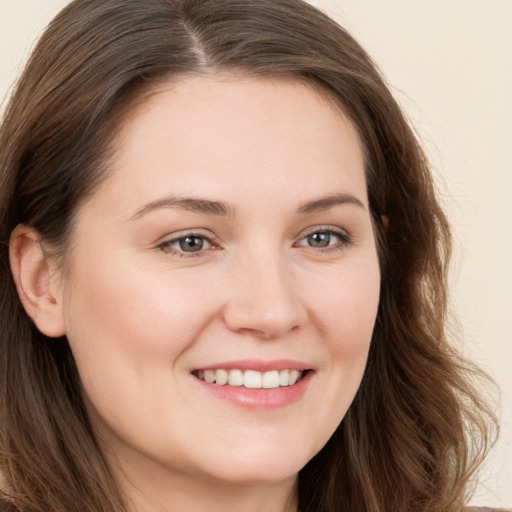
205;460;302;487
194;442;314;486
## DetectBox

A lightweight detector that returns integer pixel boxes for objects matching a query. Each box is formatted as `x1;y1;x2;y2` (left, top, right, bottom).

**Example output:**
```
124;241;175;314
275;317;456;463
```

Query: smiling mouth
193;369;307;389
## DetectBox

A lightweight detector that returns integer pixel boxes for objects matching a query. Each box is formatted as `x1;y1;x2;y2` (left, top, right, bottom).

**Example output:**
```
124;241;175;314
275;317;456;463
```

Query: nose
222;249;308;340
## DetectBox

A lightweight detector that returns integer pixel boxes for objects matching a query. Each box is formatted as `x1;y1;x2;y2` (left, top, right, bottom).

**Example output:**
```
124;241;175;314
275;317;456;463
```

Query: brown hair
0;0;496;511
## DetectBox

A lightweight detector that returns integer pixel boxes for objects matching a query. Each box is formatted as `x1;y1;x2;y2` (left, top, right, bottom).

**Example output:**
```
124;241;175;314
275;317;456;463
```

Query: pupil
180;236;204;252
308;232;330;247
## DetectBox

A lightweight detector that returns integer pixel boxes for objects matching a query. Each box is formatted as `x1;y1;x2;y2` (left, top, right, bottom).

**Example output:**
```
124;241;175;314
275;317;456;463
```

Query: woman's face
59;76;380;489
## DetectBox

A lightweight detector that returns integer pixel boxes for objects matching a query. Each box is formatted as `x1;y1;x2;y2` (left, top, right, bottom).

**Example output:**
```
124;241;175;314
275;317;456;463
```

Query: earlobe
9;225;66;338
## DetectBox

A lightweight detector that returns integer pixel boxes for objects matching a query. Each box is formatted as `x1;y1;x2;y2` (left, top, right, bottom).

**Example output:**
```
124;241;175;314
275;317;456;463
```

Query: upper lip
193;359;311;372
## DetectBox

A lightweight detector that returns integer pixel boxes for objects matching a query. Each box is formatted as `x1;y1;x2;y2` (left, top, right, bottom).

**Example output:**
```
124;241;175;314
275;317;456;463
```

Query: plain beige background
1;0;510;507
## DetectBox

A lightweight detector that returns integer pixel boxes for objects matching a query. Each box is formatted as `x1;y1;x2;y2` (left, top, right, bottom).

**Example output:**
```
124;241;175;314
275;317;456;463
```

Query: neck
115;457;298;512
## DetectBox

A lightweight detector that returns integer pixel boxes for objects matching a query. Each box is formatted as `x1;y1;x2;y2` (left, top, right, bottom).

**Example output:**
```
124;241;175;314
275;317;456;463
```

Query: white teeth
278;369;290;387
215;369;229;385
228;369;244;386
244;370;262;388
263;370;280;388
204;370;215;383
289;370;300;385
196;368;305;388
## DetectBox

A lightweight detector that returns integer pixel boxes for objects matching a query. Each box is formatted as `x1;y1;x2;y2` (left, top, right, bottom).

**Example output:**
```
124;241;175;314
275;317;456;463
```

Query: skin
13;75;381;512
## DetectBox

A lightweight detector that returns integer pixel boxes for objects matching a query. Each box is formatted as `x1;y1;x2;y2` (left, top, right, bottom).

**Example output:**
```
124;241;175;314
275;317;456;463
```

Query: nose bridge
223;240;306;338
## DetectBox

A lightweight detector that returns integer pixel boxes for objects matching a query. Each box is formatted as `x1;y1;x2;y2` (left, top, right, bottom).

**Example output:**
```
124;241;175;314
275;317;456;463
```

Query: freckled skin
58;76;381;512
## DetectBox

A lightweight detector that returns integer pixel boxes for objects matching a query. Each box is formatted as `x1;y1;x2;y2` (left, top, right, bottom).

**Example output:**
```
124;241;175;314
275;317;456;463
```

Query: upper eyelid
295;225;350;239
156;231;219;251
155;225;351;249
294;226;352;249
158;228;217;243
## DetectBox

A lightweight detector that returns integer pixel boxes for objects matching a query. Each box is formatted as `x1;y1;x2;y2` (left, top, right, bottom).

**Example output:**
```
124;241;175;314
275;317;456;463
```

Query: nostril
222;302;306;340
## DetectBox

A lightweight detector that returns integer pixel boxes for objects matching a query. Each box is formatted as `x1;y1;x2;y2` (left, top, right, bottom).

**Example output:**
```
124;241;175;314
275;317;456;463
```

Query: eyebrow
130;196;234;220
130;192;366;221
297;193;366;214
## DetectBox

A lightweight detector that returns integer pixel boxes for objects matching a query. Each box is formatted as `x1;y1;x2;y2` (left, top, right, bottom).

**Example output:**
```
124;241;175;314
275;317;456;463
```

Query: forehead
89;74;367;218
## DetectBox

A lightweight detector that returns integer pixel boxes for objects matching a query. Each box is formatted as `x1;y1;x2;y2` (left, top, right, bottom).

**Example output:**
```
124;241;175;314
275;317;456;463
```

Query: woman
0;0;499;511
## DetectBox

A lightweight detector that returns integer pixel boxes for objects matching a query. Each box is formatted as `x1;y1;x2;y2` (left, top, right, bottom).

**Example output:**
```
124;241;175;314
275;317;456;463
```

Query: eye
158;234;213;255
296;229;350;249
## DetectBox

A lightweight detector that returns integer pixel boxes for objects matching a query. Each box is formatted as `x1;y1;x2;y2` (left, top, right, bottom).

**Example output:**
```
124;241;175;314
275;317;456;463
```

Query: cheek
64;257;209;354
60;253;219;439
309;259;380;348
61;253;223;414
306;258;379;409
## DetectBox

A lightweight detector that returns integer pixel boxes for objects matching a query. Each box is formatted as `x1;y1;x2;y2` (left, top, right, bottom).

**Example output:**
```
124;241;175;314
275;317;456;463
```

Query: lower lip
193;371;313;409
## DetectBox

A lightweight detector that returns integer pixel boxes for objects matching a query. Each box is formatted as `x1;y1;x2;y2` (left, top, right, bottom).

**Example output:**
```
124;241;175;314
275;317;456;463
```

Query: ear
9;225;66;338
381;215;389;229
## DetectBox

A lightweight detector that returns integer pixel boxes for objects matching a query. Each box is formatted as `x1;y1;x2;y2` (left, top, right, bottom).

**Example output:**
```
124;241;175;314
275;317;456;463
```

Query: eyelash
157;227;352;258
157;232;217;258
294;227;352;252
